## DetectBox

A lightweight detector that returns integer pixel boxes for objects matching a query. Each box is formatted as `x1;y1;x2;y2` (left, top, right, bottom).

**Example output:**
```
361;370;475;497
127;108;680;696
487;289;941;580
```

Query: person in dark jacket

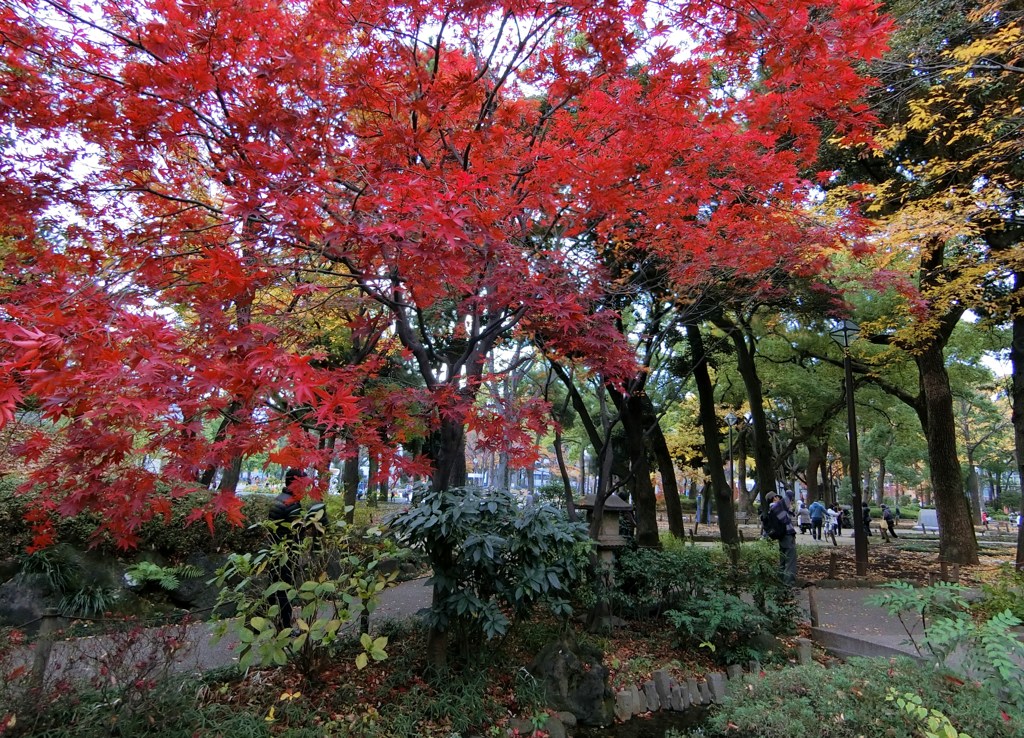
861;501;873;537
881;504;898;538
267;468;305;629
765;491;797;586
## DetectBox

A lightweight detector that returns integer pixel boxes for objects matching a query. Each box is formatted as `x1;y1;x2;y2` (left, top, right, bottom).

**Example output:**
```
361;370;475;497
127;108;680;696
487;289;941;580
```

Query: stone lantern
577;493;633;564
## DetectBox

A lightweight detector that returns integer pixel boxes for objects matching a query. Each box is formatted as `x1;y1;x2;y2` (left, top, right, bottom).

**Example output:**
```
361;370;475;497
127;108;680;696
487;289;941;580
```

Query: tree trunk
738;432;749;505
378;455;389;503
430;417;467;492
642;395;685;538
966;453;981;521
608;388;660;548
553;427;578;522
217;455;243;495
918;343;978;564
197;400;243;488
876;457;886;504
806;443;825;502
687;323;738;546
718;317;776;511
368;452;379;506
343;454;359;524
1011;283;1024;571
579;443;587;496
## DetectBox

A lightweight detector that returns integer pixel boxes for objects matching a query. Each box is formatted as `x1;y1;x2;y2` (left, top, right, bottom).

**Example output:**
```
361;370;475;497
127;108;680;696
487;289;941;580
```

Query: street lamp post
725;412;738;502
830;319;868;576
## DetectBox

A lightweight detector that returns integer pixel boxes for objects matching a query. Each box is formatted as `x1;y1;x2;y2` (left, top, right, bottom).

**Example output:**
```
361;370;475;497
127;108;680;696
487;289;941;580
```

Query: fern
176;563;204;581
125;561;194;592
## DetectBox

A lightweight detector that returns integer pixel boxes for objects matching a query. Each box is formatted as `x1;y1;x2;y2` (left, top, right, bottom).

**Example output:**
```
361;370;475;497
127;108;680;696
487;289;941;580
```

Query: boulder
169;551;229;612
0;574;57;631
528;636;615;727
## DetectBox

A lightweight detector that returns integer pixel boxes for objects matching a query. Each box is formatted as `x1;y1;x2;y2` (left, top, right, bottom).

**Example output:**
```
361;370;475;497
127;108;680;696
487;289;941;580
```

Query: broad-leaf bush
615;538;797;636
213;505;396;675
613;545;721;618
387;486;591;655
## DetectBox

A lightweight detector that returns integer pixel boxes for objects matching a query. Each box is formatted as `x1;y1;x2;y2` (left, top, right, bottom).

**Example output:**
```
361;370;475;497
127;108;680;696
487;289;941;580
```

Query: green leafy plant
387;486;591;656
613;544;723;618
869;581;1024;714
125;561;203;592
17;545;82;594
671;657;1017;738
735;540;800;629
887;689;973;738
976;565;1024;621
665;592;772;665
58;581;119;617
213;505;396;675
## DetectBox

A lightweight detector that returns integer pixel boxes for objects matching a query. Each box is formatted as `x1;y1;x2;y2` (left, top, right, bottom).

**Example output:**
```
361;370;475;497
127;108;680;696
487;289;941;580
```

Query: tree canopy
2;0;890;548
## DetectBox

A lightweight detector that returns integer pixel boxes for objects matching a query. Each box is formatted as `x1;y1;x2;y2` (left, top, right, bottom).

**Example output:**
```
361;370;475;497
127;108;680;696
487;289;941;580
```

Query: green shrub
869;581;1024;714
0;475;28;557
976;565;1024;621
58;581;120;617
135;491;269;558
612;545;724;618
613;540;797;635
0;478;269;558
388;486;592;657
665;592;772;665
213;506;396;675
673;657;1018;738
735;540;800;629
17;544;83;593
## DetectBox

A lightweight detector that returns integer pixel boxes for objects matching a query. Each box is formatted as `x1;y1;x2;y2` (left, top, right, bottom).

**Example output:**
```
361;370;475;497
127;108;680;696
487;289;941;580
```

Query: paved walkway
12;575;934;688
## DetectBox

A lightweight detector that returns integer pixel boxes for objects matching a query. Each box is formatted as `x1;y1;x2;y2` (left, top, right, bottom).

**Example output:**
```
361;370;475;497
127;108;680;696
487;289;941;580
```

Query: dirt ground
798;543;1012;587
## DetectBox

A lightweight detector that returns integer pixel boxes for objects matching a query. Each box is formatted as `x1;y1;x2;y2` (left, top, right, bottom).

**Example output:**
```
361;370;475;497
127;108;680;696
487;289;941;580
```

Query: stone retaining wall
609;637;814;726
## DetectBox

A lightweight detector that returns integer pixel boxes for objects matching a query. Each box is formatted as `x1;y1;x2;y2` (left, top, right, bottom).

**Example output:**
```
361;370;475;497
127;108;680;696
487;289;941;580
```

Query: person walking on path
765;491;797;586
796;502;812;535
268;468;305;630
830;503;844;536
808;499;827;540
881;504;899;538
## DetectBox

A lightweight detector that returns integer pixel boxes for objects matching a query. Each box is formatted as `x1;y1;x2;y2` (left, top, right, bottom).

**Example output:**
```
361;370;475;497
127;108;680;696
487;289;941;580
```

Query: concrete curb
809;628;923;662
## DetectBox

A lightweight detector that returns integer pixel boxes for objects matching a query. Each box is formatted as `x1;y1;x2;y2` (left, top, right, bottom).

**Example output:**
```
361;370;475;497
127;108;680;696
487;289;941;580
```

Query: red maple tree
0;0;889;549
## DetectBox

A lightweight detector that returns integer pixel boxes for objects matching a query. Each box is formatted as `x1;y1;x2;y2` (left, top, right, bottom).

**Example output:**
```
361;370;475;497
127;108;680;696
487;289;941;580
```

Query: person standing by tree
808;498;827;541
765;491;797;586
861;501;873;538
267;469;305;630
